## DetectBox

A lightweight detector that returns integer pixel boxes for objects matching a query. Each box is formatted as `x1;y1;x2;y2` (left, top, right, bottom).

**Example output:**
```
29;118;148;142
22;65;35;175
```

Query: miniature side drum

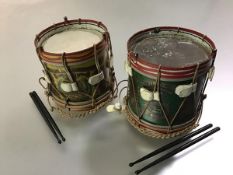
34;17;116;117
125;27;217;138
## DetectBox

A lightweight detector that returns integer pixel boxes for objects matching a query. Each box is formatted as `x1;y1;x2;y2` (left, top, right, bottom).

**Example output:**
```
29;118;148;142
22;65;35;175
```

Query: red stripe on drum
129;58;211;79
35;18;110;64
39;43;108;64
131;63;210;79
129;57;212;75
128;52;212;71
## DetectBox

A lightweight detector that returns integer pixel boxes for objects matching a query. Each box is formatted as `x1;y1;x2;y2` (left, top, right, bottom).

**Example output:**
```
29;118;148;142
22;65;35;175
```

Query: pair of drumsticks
29;91;65;144
129;123;220;174
29;91;219;173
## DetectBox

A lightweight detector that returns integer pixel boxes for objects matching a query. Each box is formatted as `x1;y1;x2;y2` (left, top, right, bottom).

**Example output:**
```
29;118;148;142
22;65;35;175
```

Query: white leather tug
140;87;160;101
71;82;78;91
60;82;78;92
88;71;104;85
106;102;122;112
208;66;215;81
124;60;132;76
175;83;197;98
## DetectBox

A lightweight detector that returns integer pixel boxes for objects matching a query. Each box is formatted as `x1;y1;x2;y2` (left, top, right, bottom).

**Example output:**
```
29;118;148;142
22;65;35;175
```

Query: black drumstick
31;91;66;142
29;91;62;144
135;127;220;175
129;123;213;167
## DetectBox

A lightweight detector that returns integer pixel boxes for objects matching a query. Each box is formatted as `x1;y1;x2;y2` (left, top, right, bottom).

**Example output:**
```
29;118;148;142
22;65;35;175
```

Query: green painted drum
34;18;116;117
125;27;217;138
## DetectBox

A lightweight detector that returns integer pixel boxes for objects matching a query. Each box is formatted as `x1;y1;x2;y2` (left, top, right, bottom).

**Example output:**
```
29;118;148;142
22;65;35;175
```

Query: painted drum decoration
125;27;217;138
34;17;116;117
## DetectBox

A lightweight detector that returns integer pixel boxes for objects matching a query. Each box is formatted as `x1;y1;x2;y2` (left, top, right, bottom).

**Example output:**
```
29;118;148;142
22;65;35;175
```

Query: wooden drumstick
129;123;213;167
135;127;220;174
29;91;64;144
31;91;66;142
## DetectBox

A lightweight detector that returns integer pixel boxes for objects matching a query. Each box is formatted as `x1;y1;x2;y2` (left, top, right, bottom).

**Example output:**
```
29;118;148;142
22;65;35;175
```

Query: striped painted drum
125;27;217;138
34;17;116;117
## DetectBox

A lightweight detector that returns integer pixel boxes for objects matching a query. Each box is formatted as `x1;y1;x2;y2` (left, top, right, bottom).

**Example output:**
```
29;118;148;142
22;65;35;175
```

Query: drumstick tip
129;162;134;167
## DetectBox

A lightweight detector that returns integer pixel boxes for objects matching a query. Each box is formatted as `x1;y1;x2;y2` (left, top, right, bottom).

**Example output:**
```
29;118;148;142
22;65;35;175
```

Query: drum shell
127;68;208;129
42;48;111;102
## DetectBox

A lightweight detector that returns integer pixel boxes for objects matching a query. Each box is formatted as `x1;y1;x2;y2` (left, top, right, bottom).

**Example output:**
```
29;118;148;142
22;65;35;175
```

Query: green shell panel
127;69;207;127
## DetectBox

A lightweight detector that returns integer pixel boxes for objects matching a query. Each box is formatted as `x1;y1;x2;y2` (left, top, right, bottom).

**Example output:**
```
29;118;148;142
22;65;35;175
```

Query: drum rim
127;26;217;73
125;104;198;138
35;18;110;63
52;90;112;111
132;64;210;81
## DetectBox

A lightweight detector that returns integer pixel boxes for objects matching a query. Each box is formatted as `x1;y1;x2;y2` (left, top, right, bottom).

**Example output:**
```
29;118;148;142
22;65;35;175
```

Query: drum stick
129;123;213;167
29;91;62;144
31;91;66;142
134;127;220;175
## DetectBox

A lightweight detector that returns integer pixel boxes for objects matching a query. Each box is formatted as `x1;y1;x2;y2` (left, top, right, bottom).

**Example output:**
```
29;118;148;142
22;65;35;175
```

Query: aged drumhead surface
133;34;210;67
43;29;102;53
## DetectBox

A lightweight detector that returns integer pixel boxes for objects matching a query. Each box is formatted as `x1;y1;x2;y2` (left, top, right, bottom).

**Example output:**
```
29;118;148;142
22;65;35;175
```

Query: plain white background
1;0;232;175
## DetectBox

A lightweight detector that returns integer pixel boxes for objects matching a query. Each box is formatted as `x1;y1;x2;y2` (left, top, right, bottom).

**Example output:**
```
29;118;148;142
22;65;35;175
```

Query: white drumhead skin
42;29;102;53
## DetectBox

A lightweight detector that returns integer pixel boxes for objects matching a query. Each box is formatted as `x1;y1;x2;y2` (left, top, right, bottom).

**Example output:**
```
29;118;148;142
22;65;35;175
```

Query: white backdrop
1;0;232;175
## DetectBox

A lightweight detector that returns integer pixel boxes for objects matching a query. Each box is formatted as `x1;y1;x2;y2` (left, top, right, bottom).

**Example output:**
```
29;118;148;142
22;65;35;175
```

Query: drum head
129;29;212;67
42;28;102;53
